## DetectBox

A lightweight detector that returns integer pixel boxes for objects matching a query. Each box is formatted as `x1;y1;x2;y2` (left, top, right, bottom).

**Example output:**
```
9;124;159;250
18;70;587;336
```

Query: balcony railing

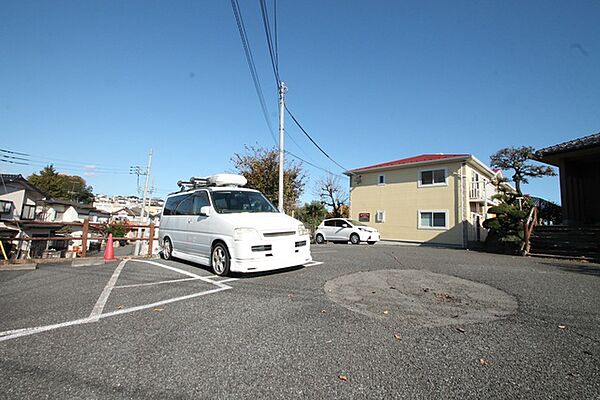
470;181;483;201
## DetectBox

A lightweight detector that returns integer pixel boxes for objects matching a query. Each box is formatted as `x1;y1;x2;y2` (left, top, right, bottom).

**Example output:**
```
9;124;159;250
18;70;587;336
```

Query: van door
172;194;194;254
162;194;186;251
188;191;211;257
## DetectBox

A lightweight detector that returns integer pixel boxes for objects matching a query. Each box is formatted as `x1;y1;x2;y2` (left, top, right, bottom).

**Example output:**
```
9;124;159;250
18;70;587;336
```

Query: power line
0;148;28;156
230;0;277;146
231;1;351;180
285;150;344;178
259;0;280;85
285;105;354;175
273;0;279;68
0;148;131;172
0;158;28;166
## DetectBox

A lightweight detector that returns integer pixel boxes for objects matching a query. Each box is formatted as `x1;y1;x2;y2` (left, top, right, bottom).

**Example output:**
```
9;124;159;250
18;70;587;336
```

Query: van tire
315;234;325;244
211;242;231;276
350;233;360;245
162;238;173;260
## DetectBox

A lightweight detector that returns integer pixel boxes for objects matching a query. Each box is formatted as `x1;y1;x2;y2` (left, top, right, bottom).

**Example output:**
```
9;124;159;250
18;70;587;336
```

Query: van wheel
315;234;325;244
162;238;173;260
211;243;230;276
350;233;360;245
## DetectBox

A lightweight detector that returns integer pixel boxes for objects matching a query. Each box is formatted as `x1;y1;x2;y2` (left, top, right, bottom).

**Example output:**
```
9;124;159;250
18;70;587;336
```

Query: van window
210;190;277;214
192;191;210;215
163;194;186;216
174;195;193;215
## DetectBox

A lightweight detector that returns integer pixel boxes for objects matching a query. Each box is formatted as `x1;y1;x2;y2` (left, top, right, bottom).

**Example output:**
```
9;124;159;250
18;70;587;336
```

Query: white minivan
158;174;312;276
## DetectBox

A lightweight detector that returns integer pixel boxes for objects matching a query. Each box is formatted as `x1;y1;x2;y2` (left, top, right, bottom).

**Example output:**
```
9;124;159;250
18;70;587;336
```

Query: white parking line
114;277;204;289
88;259;128;322
0;260;238;343
304;261;324;267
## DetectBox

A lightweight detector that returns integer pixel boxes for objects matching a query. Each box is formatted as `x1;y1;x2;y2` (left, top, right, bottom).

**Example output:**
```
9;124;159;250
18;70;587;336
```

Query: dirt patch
324;270;517;328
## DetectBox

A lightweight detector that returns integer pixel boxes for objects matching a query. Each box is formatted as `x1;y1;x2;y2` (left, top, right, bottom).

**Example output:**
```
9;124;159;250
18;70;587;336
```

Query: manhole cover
324;270;517;327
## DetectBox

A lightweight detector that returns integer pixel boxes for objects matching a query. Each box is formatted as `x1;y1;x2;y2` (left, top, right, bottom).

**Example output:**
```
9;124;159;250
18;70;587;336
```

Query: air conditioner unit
375;210;385;223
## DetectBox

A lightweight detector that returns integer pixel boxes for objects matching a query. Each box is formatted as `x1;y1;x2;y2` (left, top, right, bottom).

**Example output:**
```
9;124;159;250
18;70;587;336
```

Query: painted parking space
0;259;239;342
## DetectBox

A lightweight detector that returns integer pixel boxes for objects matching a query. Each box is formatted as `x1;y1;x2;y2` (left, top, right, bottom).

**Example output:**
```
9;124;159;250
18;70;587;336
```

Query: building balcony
469;181;495;204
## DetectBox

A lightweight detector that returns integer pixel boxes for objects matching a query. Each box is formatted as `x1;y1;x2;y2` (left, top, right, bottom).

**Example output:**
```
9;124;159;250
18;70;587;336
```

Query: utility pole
135;149;153;256
278;81;287;213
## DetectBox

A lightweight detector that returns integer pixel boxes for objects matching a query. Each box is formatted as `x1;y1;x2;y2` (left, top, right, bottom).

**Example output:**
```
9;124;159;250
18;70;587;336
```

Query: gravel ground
0;242;598;399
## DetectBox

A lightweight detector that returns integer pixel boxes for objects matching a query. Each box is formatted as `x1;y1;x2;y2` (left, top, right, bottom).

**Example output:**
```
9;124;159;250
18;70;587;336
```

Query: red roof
351;154;470;172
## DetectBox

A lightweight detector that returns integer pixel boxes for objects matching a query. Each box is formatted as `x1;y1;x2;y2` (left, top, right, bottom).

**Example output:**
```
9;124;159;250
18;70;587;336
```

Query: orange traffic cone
104;233;116;261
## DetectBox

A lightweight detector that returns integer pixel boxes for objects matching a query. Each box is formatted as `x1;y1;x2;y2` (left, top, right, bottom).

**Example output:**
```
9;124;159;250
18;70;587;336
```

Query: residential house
0;174;44;223
0;174;50;258
38;199;110;223
111;207;140;223
345;154;511;247
529;132;600;260
534;132;600;226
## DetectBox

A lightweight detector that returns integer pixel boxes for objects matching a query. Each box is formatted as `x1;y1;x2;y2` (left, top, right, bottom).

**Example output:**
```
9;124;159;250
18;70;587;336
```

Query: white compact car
159;174;312;276
314;218;380;245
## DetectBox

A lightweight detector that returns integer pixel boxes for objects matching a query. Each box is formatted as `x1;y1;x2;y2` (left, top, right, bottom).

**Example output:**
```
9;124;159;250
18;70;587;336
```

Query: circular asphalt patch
324;269;518;328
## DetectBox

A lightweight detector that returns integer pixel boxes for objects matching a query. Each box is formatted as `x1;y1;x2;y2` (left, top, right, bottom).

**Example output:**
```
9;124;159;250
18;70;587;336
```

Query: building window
378;174;385;185
0;200;12;214
419;168;447;187
418;210;448;229
21;204;36;220
375;210;385;223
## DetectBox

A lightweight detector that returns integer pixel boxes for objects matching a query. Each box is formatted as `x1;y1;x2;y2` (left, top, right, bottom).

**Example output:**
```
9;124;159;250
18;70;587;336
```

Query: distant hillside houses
93;194;164;216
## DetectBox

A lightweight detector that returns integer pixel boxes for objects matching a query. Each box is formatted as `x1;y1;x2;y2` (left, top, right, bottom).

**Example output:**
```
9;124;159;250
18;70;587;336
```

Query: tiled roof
536;132;600;156
350;154;471;173
0;174;44;195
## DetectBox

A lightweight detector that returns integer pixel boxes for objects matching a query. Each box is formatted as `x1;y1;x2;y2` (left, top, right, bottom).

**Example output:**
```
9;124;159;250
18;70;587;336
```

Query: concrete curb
0;263;37;271
71;259;107;267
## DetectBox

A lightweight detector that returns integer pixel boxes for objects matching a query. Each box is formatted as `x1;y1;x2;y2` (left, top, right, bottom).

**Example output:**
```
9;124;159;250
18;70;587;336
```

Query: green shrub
105;223;127;238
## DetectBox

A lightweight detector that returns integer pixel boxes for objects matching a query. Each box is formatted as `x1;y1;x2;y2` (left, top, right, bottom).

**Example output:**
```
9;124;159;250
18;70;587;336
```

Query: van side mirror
200;206;212;216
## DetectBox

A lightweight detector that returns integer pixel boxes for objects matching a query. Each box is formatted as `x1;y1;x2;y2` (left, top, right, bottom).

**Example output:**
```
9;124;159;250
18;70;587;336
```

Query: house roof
40;198;95;209
113;207;140;217
0;174;44;195
536;132;600;157
348;154;471;173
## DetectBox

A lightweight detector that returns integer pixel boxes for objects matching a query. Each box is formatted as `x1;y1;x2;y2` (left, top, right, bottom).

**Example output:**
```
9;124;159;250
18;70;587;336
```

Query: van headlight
297;224;310;236
233;227;261;241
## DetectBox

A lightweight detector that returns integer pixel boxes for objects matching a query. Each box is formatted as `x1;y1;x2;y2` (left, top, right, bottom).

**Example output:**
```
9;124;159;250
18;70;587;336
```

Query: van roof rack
173;174;247;193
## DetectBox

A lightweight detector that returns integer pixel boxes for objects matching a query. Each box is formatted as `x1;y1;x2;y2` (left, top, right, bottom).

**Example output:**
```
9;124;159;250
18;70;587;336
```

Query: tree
28;165;95;204
489;146;556;195
295;201;328;235
315;175;349;218
483;186;533;254
231;145;306;211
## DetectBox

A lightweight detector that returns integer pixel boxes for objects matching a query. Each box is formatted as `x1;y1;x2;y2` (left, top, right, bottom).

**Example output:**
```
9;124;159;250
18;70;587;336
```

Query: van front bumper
229;235;312;273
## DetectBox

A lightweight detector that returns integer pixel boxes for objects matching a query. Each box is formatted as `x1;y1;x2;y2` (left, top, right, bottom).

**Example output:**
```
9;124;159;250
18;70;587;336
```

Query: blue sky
1;0;599;204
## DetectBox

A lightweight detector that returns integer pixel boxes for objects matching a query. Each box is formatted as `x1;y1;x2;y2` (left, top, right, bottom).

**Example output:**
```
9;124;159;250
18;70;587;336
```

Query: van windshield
210;190;278;214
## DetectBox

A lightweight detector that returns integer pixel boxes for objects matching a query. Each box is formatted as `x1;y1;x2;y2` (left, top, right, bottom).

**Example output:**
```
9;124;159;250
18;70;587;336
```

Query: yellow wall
349;162;465;246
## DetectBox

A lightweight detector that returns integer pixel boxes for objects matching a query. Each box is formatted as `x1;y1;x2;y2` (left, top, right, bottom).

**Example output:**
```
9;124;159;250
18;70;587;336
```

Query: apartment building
346;154;512;247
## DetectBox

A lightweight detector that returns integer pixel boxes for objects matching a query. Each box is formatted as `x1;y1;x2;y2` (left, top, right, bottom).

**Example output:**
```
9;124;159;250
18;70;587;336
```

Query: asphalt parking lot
1;243;599;399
